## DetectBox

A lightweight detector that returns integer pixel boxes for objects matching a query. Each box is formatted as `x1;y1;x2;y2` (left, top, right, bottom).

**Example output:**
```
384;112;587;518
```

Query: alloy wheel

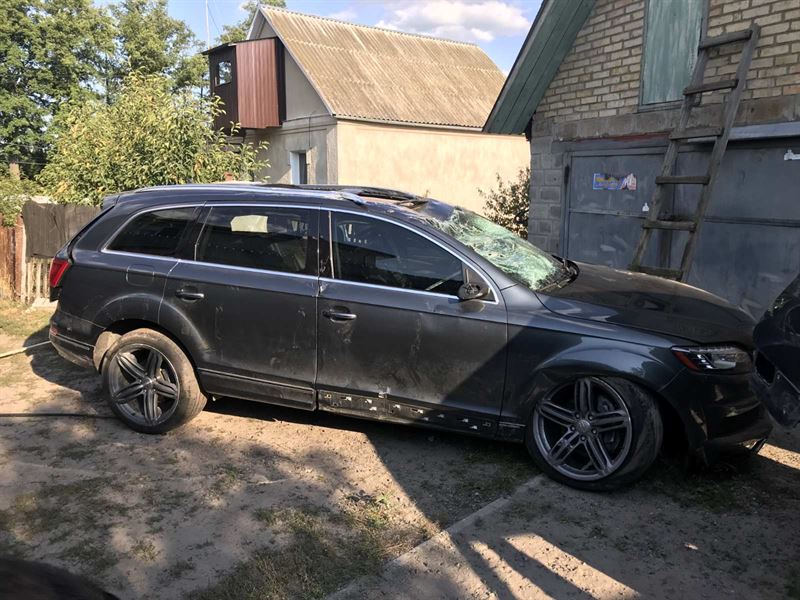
533;377;633;481
108;344;180;427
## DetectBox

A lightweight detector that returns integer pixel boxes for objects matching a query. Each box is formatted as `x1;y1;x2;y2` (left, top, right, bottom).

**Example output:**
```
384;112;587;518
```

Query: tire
102;328;206;434
525;376;663;491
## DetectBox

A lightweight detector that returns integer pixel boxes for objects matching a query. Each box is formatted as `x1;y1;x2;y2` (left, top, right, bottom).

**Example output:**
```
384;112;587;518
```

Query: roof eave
484;0;596;135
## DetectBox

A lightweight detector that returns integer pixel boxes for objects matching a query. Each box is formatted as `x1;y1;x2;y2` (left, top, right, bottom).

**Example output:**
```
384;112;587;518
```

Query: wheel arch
509;346;690;452
93;319;200;376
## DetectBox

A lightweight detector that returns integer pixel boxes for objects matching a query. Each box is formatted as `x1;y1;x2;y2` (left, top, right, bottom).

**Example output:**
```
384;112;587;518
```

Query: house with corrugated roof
205;7;528;212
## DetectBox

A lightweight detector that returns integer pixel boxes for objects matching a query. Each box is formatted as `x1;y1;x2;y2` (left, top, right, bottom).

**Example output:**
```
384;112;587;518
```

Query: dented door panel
315;277;508;430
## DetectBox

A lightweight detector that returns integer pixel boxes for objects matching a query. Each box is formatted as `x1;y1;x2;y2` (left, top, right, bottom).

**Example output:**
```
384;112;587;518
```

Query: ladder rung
699;29;752;49
684;79;738;95
634;266;683;280
655;175;710;185
642;220;697;231
670;127;723;141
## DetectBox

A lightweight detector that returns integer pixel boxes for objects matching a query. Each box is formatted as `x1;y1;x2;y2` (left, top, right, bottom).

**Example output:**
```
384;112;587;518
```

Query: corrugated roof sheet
260;7;506;129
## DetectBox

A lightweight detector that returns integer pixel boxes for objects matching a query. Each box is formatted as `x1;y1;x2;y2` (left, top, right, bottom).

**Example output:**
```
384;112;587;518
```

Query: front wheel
102;328;206;434
525;377;663;491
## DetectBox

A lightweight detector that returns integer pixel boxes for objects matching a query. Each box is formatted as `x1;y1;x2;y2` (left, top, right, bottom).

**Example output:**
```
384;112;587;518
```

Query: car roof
122;183;423;206
106;183;440;221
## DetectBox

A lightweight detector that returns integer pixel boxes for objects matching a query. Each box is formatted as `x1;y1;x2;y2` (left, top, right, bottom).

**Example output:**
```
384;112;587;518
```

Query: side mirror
457;281;489;302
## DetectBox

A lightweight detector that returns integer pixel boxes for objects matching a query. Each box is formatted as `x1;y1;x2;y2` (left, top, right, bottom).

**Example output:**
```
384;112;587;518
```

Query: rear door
315;210;508;434
162;202;320;409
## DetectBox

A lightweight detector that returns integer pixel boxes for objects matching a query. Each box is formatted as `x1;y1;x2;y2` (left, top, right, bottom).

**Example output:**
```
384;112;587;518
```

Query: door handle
175;288;205;301
323;310;357;321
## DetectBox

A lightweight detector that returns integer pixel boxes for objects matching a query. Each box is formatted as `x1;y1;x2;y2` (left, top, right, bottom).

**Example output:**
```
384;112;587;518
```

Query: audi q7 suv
49;184;772;490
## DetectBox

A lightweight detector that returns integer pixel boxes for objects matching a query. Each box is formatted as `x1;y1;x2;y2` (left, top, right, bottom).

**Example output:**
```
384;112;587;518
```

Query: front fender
501;337;682;428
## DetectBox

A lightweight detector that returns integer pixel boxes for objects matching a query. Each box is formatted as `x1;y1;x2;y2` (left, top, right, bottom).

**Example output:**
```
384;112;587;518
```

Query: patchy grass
640;460;788;515
1;477;125;541
62;540;118;573
197;499;428;600
130;538;160;562
0;299;52;341
164;559;196;581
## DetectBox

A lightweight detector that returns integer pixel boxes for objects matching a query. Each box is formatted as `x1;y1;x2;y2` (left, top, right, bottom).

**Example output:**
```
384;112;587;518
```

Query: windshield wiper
538;258;577;292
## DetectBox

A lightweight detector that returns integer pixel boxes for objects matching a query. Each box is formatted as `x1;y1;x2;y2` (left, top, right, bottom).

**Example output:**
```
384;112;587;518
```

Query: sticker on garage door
592;173;637;191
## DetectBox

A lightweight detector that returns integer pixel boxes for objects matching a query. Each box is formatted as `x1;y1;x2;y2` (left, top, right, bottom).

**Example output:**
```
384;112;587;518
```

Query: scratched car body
49;184;771;490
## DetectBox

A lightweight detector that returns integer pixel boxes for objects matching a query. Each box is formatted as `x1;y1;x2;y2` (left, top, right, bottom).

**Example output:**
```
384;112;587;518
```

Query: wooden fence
0;217;25;302
0;201;100;304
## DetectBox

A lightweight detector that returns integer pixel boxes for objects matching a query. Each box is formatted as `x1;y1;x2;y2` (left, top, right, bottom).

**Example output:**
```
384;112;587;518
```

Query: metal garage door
564;138;800;318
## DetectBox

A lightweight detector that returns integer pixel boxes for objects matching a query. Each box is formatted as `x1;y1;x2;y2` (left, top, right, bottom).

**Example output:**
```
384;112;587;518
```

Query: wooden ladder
629;23;760;282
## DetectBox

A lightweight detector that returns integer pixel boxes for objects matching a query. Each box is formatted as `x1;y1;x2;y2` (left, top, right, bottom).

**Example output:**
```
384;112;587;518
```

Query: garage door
564;138;800;318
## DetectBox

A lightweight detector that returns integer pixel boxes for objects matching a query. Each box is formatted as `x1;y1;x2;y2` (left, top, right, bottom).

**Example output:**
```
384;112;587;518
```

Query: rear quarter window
107;207;196;257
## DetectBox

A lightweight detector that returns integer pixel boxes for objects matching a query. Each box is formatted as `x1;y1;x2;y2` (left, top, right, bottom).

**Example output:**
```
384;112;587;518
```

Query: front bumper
660;368;772;462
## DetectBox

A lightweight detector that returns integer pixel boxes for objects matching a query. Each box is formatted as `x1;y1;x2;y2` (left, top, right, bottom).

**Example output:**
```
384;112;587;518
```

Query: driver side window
330;213;464;295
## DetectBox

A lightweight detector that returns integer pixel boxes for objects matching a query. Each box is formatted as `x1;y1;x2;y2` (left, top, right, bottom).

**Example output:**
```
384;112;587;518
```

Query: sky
168;0;542;73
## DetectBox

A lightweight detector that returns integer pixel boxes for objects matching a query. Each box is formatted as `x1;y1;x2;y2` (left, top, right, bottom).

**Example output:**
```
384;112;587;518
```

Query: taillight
49;257;70;289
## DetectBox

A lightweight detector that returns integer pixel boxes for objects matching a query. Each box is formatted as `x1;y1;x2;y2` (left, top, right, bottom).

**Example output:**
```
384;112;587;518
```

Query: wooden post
14;216;25;302
8;162;21;181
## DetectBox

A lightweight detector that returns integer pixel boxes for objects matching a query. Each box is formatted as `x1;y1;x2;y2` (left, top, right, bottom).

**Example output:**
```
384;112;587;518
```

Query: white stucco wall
335;120;530;212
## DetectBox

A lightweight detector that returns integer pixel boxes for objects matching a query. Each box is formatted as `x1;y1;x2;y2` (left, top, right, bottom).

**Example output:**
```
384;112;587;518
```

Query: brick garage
486;0;800;316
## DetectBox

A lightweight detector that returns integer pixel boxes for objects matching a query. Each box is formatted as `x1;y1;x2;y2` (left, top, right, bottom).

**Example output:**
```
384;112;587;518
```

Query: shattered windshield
414;203;566;291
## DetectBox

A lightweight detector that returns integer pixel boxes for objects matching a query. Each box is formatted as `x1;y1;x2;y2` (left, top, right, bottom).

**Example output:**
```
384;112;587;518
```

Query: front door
316;210;508;435
163;203;319;409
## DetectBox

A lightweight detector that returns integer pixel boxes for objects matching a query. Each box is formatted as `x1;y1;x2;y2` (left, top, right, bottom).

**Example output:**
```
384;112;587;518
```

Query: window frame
321;209;498;303
637;0;709;112
185;203;320;278
290;151;308;185
102;204;203;261
215;60;233;87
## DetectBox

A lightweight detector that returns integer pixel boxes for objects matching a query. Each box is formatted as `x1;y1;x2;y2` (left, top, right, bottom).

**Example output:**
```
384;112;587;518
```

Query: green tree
38;73;268;206
0;0;113;176
480;167;531;238
217;0;286;45
110;0;205;94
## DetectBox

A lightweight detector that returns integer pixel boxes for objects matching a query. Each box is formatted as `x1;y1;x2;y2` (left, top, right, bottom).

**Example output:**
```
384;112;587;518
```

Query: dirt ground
0;302;799;599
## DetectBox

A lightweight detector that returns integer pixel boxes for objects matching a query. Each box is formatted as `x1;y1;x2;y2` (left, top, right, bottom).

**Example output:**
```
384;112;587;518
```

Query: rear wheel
526;376;662;491
102;328;206;434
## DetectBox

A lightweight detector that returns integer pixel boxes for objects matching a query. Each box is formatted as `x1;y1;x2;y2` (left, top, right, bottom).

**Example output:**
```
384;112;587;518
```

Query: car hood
536;262;754;346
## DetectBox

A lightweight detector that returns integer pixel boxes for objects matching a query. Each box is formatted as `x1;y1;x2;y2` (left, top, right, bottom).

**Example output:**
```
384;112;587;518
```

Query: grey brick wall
526;0;800;252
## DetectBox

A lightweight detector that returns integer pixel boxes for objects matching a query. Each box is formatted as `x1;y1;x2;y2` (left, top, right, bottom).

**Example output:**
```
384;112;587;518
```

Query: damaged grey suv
49;184;772;490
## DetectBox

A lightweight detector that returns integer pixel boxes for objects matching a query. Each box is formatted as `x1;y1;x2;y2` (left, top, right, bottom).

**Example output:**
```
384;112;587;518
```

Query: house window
641;0;705;106
216;60;232;86
290;151;308;184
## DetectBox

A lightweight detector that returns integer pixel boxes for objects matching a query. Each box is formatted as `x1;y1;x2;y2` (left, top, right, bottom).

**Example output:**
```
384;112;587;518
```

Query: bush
0;176;41;226
480;167;530;238
38;72;268;205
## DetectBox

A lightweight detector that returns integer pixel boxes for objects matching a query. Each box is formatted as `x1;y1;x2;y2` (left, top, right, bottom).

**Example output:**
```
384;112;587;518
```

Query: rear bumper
49;328;94;369
660;368;772;459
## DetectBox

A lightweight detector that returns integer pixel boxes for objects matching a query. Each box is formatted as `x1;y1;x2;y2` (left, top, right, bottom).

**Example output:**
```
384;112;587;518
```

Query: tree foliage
110;0;205;95
0;175;41;226
1;0;209;176
217;0;286;45
38;73;268;206
480;167;531;239
0;0;114;174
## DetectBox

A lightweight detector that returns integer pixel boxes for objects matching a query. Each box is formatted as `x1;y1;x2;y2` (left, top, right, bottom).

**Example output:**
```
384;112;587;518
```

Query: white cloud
376;1;530;44
328;8;358;21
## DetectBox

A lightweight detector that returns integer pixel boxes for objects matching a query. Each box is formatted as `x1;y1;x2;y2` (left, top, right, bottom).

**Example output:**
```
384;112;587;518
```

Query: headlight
672;345;752;372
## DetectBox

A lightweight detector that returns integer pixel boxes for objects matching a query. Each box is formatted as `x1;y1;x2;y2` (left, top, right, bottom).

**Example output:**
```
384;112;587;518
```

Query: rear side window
193;206;313;274
330;213;464;295
107;207;195;257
